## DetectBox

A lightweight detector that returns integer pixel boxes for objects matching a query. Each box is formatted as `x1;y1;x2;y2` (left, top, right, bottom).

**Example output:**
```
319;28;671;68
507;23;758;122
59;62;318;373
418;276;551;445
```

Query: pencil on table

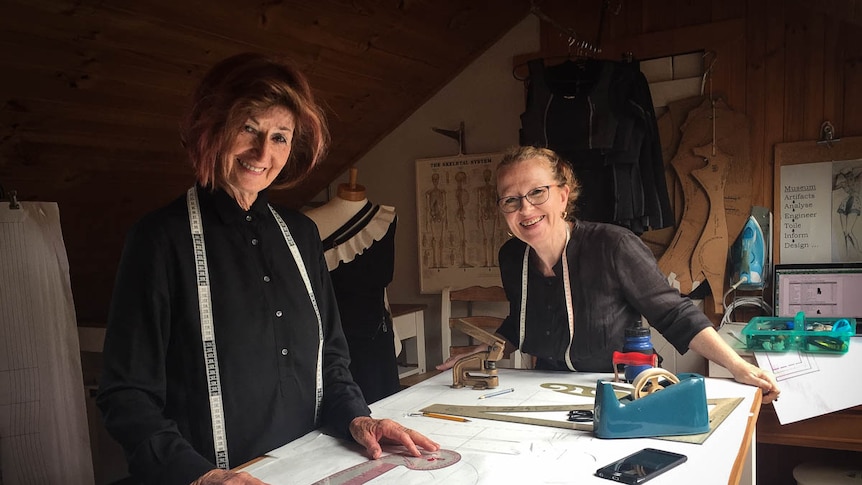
422;412;470;423
478;387;514;399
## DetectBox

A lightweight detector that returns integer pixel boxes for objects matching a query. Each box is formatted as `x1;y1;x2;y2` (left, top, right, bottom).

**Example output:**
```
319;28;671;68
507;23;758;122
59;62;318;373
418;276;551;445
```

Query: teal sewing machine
593;369;710;439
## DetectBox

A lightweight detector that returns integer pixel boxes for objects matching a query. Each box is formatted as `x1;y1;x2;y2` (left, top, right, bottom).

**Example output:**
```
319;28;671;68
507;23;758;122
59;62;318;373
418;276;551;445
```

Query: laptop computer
773;262;862;334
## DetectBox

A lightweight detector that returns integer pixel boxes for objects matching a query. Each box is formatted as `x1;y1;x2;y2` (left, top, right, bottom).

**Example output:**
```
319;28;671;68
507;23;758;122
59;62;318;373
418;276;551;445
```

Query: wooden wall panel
760;0;787;209
802;11;827;140
712;0;745;21
842;27;862;134
744;0;768;208
642;0;677;33
622;0;645;38
844;58;862;134
823;16;844;137
673;0;712;27
783;4;807;142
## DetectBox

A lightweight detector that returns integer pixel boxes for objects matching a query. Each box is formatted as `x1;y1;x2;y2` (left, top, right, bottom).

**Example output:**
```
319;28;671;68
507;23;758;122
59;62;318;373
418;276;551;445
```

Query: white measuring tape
268;205;324;424
519;226;576;371
186;187;323;469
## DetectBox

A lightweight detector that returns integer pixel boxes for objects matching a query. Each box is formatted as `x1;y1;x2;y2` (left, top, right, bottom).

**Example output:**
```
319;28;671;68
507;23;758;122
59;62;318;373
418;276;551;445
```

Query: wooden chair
440;285;531;369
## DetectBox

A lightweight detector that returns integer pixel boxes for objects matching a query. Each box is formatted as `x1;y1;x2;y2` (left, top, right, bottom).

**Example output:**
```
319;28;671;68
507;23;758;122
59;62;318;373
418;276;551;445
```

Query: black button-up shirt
98;186;369;485
497;220;711;372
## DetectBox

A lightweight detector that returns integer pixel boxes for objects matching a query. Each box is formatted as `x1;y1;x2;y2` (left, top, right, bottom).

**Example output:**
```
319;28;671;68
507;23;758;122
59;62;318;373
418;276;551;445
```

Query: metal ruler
421;403;595;431
421;397;743;444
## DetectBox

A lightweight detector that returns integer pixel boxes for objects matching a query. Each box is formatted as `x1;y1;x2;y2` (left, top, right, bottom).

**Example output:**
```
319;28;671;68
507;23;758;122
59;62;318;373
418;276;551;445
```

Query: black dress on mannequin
320;202;400;404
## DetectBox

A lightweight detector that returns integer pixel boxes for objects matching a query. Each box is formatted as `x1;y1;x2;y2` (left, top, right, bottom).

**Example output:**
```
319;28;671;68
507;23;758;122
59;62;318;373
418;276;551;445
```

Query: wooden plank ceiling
0;0;530;208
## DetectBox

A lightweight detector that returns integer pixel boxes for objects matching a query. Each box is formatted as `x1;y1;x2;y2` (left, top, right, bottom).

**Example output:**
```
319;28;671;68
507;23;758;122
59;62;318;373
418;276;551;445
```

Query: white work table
242;369;761;484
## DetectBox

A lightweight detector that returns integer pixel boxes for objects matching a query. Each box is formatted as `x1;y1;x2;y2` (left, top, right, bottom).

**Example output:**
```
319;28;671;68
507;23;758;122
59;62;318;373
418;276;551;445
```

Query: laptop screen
773;263;862;333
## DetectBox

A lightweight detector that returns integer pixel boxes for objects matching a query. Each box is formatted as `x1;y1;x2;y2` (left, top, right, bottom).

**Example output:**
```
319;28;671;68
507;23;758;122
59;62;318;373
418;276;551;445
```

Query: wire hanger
529;2;600;57
700;51;718;156
514;1;621;81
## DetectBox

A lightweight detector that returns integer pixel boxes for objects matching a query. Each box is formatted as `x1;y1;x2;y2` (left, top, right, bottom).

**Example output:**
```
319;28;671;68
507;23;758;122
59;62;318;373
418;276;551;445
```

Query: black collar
197;185;272;225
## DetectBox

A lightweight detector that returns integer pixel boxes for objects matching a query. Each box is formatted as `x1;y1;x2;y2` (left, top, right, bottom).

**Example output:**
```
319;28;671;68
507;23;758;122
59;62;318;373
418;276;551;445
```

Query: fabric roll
0;202;94;484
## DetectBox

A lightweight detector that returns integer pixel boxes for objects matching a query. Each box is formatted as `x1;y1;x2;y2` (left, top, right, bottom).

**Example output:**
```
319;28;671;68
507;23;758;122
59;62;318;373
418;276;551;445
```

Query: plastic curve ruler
310;449;461;485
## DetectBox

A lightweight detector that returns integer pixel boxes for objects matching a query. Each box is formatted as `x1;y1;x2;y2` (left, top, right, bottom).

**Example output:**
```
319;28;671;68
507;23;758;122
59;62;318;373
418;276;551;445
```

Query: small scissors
567;410;594;422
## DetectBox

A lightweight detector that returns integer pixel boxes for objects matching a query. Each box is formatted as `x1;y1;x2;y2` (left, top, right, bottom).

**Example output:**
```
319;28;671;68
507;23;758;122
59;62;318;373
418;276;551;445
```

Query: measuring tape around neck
519;226;576;371
186;187;323;469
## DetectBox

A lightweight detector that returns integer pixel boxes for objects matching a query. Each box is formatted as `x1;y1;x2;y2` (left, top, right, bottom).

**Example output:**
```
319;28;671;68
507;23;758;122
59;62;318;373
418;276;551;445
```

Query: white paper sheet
755;336;862;424
242;370;759;485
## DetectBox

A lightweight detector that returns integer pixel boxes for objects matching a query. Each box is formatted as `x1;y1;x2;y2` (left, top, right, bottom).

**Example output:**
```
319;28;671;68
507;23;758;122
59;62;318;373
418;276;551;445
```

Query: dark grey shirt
98;186;369;485
497;220;711;372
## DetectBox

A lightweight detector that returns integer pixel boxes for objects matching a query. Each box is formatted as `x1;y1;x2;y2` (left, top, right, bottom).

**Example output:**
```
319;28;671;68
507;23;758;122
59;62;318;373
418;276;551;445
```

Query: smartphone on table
595;447;687;484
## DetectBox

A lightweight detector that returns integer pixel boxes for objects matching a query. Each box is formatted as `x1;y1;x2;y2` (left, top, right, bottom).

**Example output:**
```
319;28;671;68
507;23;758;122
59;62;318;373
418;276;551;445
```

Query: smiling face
221;105;296;209
496;157;570;249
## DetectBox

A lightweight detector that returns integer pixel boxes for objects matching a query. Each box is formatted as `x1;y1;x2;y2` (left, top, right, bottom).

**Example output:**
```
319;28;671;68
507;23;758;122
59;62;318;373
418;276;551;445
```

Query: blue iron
730;211;768;290
593;372;709;439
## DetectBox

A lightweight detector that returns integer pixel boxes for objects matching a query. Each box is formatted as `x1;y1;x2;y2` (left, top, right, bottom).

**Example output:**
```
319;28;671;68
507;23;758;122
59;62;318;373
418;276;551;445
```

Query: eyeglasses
497;185;556;213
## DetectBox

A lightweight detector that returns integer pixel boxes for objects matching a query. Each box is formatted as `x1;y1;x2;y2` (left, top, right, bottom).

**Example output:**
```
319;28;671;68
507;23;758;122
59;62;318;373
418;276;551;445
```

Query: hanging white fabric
0;202;95;484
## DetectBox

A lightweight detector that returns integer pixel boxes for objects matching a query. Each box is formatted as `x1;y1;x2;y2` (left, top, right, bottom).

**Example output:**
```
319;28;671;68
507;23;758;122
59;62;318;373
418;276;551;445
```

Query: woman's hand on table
729;360;781;404
349;416;440;460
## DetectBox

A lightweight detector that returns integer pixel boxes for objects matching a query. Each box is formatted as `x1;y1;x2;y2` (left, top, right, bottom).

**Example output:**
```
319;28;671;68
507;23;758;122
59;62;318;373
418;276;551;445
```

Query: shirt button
263;275;271;282
251;238;259;245
281;348;288;356
275;310;283;317
546;331;551;336
246;215;253;222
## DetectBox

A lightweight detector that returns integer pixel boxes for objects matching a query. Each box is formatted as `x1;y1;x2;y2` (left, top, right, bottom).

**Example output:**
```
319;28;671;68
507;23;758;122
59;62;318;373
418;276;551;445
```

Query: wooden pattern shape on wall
690;144;730;314
657;98;752;308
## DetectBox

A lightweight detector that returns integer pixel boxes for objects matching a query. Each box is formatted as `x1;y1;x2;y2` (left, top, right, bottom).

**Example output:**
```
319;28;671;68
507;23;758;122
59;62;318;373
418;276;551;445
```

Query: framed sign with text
774;136;862;264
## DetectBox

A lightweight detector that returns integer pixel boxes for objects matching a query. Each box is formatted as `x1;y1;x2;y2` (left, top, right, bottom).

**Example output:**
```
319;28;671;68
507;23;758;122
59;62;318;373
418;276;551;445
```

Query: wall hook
817;120;840;148
431;121;466;155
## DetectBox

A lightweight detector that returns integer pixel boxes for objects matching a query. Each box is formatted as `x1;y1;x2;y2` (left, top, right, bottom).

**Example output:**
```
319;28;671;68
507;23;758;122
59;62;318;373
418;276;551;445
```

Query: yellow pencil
422;412;470;423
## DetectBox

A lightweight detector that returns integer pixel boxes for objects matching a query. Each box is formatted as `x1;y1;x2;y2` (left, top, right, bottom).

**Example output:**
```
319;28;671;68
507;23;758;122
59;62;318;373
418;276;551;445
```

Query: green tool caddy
741;312;856;354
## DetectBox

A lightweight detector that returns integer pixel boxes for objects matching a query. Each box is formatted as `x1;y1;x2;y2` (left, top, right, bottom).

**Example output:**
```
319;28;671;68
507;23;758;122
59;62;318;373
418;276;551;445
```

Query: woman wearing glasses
439;145;780;404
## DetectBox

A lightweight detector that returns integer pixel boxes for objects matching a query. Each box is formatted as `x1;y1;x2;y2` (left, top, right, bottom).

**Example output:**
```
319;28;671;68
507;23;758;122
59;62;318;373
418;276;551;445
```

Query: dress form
305;168;368;240
304;168;401;403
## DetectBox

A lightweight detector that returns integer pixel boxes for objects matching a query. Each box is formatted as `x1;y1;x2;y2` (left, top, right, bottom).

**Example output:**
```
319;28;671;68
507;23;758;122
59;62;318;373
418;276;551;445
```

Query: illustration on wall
415;152;509;293
831;159;862;262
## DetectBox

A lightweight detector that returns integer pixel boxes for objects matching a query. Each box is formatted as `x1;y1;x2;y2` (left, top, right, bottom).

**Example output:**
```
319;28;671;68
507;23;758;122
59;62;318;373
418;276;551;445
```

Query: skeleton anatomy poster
416;152;509;293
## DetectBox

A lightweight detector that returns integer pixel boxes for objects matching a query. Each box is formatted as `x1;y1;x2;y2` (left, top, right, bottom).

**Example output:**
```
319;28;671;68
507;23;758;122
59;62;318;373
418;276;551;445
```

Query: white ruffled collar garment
321;203;396;271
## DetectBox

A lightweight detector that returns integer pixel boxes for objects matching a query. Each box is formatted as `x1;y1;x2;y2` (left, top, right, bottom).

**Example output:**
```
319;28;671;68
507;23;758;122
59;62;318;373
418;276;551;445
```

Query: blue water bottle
622;323;655;382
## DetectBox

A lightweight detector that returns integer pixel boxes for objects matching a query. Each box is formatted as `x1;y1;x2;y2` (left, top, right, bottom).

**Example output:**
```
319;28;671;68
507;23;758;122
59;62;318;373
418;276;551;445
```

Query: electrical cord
720;278;773;328
722;277;748;310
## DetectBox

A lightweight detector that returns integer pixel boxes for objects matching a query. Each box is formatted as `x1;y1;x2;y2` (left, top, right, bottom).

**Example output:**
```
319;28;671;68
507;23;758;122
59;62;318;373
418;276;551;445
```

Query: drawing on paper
832;159;862;262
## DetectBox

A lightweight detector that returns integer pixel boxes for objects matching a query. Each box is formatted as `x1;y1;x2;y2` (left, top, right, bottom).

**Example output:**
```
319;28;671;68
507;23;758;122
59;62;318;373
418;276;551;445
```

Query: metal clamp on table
448;318;505;389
